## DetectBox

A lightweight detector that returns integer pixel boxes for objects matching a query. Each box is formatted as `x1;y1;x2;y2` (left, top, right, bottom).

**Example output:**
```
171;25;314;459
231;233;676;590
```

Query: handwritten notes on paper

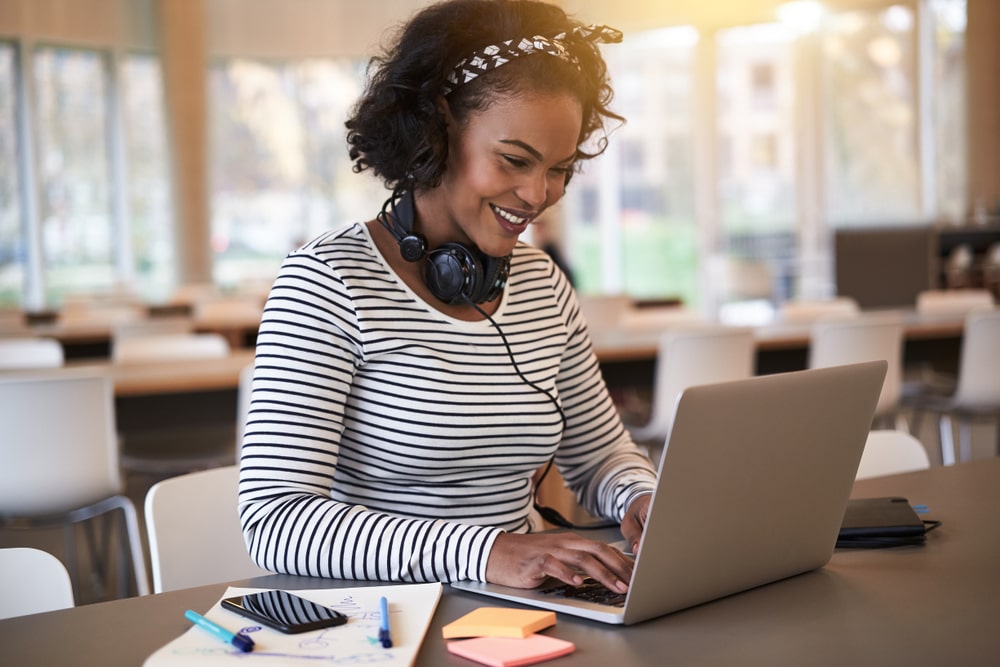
143;583;442;667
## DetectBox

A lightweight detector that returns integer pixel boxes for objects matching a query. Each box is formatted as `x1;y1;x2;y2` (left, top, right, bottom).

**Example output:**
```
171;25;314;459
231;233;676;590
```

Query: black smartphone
221;590;348;634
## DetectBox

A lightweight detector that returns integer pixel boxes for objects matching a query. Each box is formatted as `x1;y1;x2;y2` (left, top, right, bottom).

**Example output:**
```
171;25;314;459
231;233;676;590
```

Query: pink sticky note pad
446;634;575;667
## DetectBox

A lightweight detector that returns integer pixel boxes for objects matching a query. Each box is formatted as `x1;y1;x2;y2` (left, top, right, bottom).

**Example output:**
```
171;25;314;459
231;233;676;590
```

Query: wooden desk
2;459;997;666
30;319;261;360
82;350;256;397
593;311;967;389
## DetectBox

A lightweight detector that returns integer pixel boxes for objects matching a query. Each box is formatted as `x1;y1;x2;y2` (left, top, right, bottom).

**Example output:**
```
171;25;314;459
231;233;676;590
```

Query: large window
564;0;967;314
121;54;174;302
0;42;22;307
564;27;699;302
34;47;114;301
0;42;172;309
209;58;384;288
823;5;920;225
716;23;799;303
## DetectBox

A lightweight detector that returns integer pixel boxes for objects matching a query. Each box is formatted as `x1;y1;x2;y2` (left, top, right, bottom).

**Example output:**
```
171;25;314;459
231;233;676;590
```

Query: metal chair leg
939;414;956;466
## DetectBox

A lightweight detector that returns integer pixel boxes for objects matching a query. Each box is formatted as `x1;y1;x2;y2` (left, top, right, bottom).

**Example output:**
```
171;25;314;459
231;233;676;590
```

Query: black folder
837;497;929;548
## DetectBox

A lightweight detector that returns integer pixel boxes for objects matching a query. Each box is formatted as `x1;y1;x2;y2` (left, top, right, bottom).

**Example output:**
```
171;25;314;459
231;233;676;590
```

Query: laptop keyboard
538;578;627;607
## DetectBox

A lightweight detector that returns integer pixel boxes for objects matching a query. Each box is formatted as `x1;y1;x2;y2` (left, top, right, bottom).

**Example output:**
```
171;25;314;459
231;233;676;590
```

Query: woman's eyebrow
500;139;576;165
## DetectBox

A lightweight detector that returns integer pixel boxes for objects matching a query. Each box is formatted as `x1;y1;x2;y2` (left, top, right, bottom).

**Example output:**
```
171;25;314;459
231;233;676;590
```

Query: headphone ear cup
466;252;509;304
398;233;426;263
423;244;479;304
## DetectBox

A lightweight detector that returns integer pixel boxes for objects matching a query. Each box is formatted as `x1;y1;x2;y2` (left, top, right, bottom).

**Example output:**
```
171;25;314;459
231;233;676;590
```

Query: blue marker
185;609;255;653
378;596;393;648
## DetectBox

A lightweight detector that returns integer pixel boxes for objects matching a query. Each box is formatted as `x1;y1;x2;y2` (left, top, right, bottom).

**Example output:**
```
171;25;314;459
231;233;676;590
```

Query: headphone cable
467;298;614;531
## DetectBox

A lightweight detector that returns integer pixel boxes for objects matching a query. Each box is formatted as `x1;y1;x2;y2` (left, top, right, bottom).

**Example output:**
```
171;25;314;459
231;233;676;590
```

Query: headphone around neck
377;190;511;305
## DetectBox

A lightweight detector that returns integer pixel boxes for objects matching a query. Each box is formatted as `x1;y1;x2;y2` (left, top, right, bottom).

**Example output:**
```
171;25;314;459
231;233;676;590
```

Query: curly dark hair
345;0;623;192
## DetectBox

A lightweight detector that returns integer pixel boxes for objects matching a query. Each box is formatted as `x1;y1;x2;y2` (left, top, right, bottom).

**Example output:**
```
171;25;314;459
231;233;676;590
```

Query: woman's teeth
492;205;528;225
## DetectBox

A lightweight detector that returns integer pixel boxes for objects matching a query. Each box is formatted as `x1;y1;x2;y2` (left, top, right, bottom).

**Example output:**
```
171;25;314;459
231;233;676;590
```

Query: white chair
625;325;756;451
112;333;236;476
112;332;230;364
0;547;75;619
808;313;905;429
915;289;994;317
856;430;931;480
0;337;64;369
577;294;632;332
57;301;146;326
192;296;263;326
144;465;270;593
0;369;150;601
918;309;1000;465
0;308;29;335
779;297;860;323
621;305;704;332
112;316;194;343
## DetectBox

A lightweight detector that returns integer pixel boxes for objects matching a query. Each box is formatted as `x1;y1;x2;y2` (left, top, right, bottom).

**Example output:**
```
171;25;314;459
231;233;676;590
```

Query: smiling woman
238;0;658;597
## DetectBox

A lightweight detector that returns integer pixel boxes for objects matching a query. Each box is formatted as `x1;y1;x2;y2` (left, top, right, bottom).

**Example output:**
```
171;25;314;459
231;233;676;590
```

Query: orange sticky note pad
441;607;557;639
447;634;575;667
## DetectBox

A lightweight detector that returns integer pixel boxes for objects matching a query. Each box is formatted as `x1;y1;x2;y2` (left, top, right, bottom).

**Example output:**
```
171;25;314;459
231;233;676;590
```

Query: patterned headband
442;24;623;95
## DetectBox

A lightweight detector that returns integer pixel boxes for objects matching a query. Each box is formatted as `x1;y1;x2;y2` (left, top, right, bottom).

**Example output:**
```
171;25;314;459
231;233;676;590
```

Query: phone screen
221;590;348;634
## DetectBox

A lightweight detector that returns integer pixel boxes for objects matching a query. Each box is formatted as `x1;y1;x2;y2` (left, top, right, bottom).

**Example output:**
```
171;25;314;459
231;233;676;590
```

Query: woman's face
421;89;584;258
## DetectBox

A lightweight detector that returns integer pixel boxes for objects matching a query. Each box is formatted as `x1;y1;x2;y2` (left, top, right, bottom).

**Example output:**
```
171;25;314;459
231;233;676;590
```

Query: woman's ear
436;96;455;126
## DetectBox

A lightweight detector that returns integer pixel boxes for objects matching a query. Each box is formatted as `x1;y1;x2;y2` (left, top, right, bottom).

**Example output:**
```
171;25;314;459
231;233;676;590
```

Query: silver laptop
451;361;887;624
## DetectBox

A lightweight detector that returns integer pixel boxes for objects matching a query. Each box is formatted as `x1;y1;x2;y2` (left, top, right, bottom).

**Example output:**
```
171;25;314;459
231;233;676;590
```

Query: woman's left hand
620;493;652;555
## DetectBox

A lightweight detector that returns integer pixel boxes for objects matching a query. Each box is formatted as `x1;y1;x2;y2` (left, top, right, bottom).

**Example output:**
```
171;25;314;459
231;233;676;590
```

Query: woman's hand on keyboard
485;532;633;592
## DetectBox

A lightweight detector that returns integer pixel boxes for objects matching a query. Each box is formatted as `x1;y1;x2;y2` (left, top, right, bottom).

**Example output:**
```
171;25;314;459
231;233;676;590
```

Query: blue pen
185;609;255;652
378;596;393;648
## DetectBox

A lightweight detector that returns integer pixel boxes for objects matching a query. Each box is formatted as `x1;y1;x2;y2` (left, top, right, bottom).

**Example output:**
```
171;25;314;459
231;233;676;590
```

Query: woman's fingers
485;532;634;591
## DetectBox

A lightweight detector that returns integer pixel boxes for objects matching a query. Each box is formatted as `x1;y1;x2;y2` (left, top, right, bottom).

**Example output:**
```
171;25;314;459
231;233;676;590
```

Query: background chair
0;369;149;601
112;316;194;343
112;332;237;478
808;313;905;430
624;325;756;456
57;300;146;327
0;337;64;369
144;465;270;593
111;331;230;364
0;547;75;619
778;297;860;323
915;288;994;317
856;430;931;480
0;308;29;336
577;294;632;333
916;309;1000;465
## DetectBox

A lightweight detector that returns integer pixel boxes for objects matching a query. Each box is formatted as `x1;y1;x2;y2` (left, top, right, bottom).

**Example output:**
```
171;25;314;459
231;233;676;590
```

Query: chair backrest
0;337;64;369
856;430;930;480
577;294;632;332
915;289;995;316
953;308;1000;406
642;325;756;442
144;465;270;593
779;297;860;323
112;332;231;364
112;316;194;342
621;305;705;332
0;308;28;335
0;369;121;515
192;297;263;326
58;301;146;326
808;313;903;416
0;547;75;619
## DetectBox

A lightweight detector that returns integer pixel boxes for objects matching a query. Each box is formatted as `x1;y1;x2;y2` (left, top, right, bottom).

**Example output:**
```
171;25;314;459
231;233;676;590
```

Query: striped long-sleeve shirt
238;222;657;583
